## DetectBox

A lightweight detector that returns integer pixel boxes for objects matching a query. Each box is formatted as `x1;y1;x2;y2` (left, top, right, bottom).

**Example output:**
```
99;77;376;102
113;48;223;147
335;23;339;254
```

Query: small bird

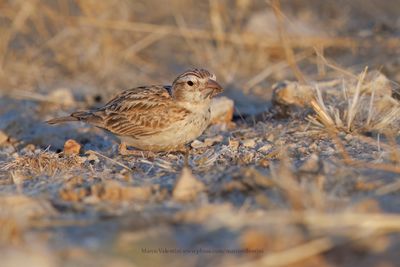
47;69;223;156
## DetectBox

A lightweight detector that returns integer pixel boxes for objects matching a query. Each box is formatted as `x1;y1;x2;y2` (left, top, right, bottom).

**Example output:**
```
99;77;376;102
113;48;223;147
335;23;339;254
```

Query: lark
47;69;223;156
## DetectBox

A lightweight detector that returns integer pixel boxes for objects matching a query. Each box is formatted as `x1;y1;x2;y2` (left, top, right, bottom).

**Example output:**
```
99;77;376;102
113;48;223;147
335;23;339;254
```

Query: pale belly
119;111;211;151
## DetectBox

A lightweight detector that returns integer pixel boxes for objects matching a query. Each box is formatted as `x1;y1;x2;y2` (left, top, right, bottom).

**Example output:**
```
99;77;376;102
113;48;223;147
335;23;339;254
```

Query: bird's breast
120;105;211;151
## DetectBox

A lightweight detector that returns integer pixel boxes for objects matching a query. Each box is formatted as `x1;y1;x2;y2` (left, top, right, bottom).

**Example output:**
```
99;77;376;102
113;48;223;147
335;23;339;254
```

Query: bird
47;68;223;156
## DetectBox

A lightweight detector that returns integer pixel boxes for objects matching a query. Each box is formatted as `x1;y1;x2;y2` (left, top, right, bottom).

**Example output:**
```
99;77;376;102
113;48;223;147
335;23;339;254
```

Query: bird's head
171;68;223;103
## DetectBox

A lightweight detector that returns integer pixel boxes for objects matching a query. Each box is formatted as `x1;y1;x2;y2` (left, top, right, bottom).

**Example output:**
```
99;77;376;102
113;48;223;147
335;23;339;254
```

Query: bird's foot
118;143;155;158
174;145;189;154
169;145;190;166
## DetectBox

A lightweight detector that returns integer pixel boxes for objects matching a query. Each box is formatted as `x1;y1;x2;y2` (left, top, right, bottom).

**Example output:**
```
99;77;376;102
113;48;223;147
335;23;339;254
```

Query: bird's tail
46;111;102;125
46;116;79;124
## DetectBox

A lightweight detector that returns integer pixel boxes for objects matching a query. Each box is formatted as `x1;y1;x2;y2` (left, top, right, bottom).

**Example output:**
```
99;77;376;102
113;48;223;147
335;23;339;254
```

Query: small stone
258;158;270;167
344;134;353;141
350;199;381;213
59;187;87;202
257;144;272;153
173;167;205;202
210;96;234;124
86;152;99;163
204;135;223;146
266;133;275;142
83;195;100;204
364;71;392;97
242;139;257;148
101;180;122;201
309;142;318;151
240;229;269;253
48;88;75;106
120;186;153;201
223;181;247;192
322;160;336;174
0;130;8;145
228;139;240;151
299;153;321;173
64;139;81;156
0;195;58;218
275;139;285;146
21;144;35;154
324;146;335;155
272;81;314;107
354;180;382;191
191;140;206;149
297;147;307;154
240;152;255;164
65;176;84;188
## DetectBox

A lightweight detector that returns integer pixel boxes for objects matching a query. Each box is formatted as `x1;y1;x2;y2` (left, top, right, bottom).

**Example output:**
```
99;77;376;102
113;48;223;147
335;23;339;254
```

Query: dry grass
1;150;84;177
0;0;398;97
308;68;400;134
238;211;400;267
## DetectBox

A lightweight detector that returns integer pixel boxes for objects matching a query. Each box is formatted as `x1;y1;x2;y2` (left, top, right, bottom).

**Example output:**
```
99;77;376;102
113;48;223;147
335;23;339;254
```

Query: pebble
266;133;275;142
0;130;8;145
299;153;321;173
64;139;81;156
344;134;353;141
173;167;205;202
210;96;234;124
257;144;273;153
297;146;307;154
204;135;223;146
242;139;257;148
228;139;239;151
86;152;99;163
48;88;75;106
191;140;207;149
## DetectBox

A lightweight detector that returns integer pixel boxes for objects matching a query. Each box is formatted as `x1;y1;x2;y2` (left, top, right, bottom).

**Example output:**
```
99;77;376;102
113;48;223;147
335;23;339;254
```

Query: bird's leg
118;143;130;155
118;143;155;158
173;144;189;154
166;145;191;165
184;145;190;167
171;144;191;167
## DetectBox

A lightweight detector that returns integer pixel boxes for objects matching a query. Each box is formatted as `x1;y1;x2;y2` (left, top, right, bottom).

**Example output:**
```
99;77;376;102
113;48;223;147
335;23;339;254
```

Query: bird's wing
95;86;189;137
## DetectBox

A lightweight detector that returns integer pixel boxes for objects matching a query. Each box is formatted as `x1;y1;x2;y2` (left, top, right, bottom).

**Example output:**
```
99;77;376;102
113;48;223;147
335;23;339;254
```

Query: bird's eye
187;81;194;86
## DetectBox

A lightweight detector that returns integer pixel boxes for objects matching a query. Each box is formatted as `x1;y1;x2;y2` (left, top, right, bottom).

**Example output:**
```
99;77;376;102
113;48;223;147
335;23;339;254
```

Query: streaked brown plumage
47;68;223;155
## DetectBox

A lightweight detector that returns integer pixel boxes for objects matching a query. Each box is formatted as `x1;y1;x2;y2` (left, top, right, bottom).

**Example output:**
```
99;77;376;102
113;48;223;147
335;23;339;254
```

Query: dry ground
1;1;400;266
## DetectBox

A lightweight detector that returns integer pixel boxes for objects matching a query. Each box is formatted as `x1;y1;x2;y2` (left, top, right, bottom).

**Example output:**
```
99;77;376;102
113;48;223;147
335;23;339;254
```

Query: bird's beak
205;79;223;97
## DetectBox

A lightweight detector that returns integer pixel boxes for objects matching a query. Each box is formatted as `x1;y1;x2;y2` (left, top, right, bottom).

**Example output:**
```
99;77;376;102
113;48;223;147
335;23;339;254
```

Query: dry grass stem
309;68;400;134
271;0;306;83
75;16;358;49
245;50;312;90
85;150;132;172
346;67;368;130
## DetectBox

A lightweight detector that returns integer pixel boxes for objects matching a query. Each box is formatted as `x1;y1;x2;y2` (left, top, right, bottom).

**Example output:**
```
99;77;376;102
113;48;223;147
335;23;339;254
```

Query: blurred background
1;0;400;113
